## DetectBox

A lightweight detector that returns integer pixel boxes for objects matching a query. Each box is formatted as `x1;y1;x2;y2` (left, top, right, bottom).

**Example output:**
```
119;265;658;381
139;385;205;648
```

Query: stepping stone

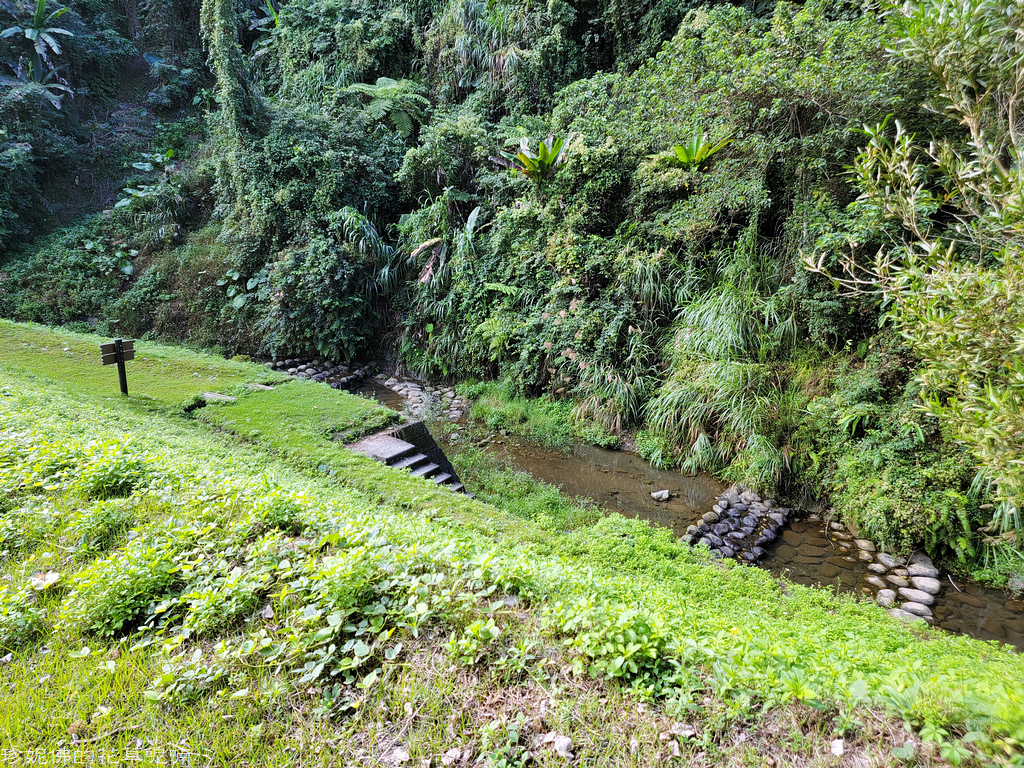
898;587;935;606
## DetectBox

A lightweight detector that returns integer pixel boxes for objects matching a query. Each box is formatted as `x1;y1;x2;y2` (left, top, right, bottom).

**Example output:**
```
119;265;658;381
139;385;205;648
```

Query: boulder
902;601;933;617
876;552;905;569
898;587;935;606
910;576;942;595
651;490;670;502
888;608;919;621
908;562;939;579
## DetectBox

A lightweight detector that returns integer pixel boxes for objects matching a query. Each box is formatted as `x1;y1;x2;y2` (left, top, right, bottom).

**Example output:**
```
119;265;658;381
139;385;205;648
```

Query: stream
355;380;1024;650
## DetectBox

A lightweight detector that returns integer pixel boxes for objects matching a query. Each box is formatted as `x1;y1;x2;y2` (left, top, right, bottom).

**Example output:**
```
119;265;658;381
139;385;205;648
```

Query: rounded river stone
910;576;942;595
908;562;939;578
902;601;933;617
876;589;896;607
898;587;936;606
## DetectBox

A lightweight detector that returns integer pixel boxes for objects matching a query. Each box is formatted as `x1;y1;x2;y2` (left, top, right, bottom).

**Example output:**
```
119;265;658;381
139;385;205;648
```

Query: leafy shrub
66;498;137;555
0;498;58;559
0;585;45;652
61;540;180;637
69;440;151;500
181;566;269;636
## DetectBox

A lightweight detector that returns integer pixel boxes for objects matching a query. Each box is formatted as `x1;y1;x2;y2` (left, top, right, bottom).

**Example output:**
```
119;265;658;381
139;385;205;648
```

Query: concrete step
432;472;453;485
409;462;440;479
448;482;465;493
347;434;417;464
391;453;428;470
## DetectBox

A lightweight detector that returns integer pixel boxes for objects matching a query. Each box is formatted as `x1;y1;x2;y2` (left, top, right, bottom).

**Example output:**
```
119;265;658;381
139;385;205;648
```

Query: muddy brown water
355;381;1024;650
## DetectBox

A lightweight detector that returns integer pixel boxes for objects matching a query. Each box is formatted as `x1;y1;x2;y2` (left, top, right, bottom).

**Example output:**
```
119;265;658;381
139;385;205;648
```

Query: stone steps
347;423;468;495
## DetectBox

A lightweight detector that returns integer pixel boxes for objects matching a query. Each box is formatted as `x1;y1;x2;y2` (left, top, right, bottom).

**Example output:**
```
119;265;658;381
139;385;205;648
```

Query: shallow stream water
355;381;1024;650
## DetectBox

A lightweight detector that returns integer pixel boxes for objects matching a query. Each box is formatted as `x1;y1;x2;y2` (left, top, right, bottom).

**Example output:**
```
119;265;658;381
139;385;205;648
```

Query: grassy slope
1;321;1023;767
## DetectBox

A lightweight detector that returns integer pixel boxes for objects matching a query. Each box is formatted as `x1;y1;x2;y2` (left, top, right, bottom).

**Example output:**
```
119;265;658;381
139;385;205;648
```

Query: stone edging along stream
682;484;943;622
270;359;947;625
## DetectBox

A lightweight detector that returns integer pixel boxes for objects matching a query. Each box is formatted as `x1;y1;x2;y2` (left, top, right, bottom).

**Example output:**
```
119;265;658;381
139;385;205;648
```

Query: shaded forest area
1;0;1022;584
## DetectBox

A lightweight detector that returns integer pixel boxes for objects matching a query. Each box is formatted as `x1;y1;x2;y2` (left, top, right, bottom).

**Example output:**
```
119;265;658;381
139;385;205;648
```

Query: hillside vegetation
1;321;1023;766
2;0;1022;586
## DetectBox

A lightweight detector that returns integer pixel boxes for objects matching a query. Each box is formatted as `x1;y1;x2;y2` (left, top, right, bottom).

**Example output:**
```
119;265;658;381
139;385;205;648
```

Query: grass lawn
0;320;288;409
1;322;1023;767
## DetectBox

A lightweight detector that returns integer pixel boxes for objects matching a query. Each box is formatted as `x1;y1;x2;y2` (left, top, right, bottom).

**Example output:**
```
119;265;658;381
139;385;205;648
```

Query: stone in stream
886;574;910;589
902;601;933;618
952;592;985;608
910;576;942;595
854;539;876;552
704;533;724;548
726;531;746;542
857;550;874;562
718;498;731;510
702;511;720;524
829;522;845;531
876;589;897;607
865;575;887;590
740;552;756;562
712;504;724;515
908;562;939;578
686;525;698;535
714;522;731;537
650;490;670;502
867;562;888;574
875;552;905;569
768;512;786;525
888;608;920;621
898;587;935;606
750;546;766;559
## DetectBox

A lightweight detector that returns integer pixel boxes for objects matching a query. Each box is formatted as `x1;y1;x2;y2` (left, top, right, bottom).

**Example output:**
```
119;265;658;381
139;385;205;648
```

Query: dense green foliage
1;0;1022;580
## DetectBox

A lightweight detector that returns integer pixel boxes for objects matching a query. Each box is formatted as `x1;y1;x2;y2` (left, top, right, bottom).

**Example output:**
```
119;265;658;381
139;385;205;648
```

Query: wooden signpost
99;338;135;395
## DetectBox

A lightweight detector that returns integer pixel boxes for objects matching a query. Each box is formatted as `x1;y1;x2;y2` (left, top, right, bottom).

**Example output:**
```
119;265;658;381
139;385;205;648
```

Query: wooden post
114;338;128;396
100;339;135;396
